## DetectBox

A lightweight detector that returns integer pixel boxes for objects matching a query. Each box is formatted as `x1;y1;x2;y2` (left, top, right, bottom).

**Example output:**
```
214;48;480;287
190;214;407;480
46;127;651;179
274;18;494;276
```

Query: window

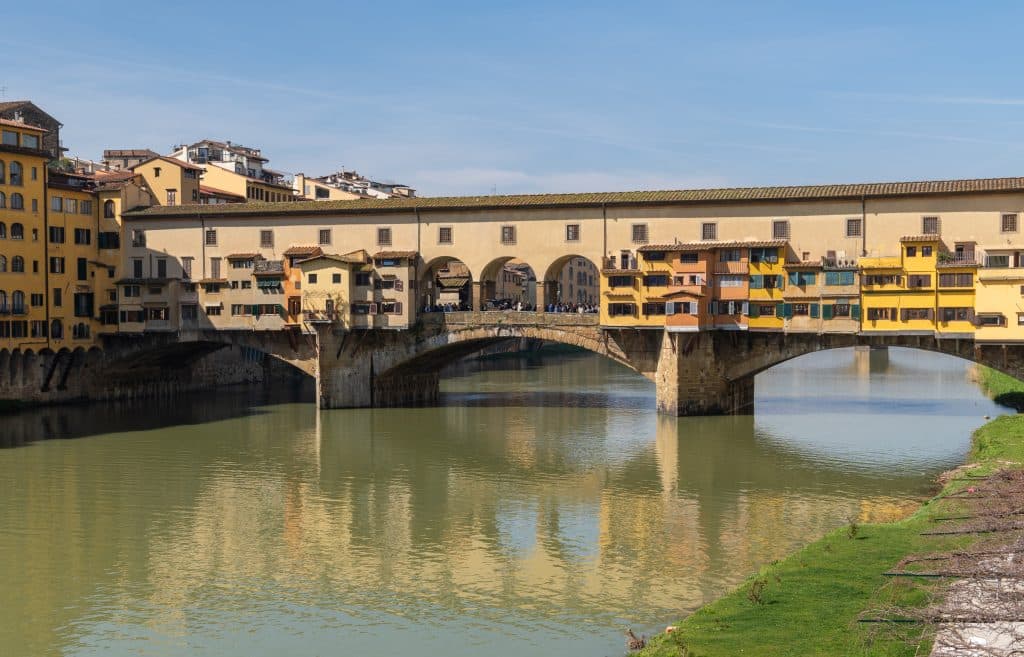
308;273;318;284
772;220;790;240
49;226;65;243
355;272;371;286
863;274;901;285
157;259;167;278
24;135;39;150
77;258;88;281
501;225;516;245
122;285;140;298
241;281;251;289
607;275;634;288
679;252;698;264
96;231;117;249
73;293;94;318
907;274;931;288
940;307;973;323
824;270;855;286
1002;213;1019;233
922;216;940;235
846;218;862;237
905;246;917;257
53;288;61;307
9;161;22;185
607;303;636;317
565;224;580;242
11;256;24;272
631;224;649;244
439;226;453;244
11;291;25;314
181;305;198;321
30;293;43;307
0;255;5;272
74;228;90;245
986;254;1011;268
718;274;744;287
901;308;932;321
318;228;331;245
49;257;65;274
146;307;169;321
166;190;176;206
205;229;217;246
182;257;193;279
50;320;63;339
642;302;666;316
1;131;16;146
0;193;4;209
377;227;392;246
793;303;809;316
260;230;274;248
701;222;717;240
104;200;115;218
51;196;63;212
10;193;23;210
153;167;161;178
939;273;973;288
718;248;741;262
644;251;665;262
788;271;816;286
867;307;893;320
205;305;222;316
642;274;669;287
209;258;221;279
977;314;1006;327
330;273;342;284
80;200;92;215
132;258;143;278
922;245;932;257
750;247;779;264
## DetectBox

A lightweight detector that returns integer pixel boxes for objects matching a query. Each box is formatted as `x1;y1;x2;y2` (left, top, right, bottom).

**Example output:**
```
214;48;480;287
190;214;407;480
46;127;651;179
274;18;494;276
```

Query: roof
373;250;418;260
199;185;245;200
94;169;136;183
130;155;204;172
639;239;788;252
296;252;369;266
900;235;943;242
103;149;158;159
0;117;47;132
283;245;323;257
124;175;1024;219
226;253;259;260
436;275;470;288
785;260;823;269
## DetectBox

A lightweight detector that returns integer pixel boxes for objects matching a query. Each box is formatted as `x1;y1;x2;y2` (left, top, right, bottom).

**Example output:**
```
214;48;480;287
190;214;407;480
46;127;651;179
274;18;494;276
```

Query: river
0;347;1007;656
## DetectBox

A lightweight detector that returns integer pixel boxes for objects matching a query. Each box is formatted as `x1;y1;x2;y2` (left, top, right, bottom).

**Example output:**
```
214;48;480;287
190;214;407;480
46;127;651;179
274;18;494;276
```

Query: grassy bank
978;366;1024;411
639;381;1024;657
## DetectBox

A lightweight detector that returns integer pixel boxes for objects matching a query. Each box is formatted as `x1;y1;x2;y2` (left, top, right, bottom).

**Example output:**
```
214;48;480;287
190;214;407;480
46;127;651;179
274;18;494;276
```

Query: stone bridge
3;313;1024;415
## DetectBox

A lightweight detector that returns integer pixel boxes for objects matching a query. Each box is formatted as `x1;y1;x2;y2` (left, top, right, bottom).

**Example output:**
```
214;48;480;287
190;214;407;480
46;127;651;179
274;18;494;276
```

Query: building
0;101;64;159
130;156;202;206
102;149;159;171
297;169;415;200
170;139;296;202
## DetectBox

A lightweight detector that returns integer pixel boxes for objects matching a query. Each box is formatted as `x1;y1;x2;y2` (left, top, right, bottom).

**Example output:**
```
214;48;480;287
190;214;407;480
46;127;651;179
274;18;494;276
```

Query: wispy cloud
829;91;1024;107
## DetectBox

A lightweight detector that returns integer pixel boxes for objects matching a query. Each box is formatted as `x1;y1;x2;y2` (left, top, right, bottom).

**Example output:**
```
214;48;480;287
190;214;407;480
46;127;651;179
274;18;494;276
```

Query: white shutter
666;301;675;315
741;301;749;315
691;301;699;316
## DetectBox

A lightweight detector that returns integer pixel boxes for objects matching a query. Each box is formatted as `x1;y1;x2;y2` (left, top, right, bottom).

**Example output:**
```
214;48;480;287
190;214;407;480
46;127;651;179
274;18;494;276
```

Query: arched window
11;291;25;314
10;193;23;210
0;291;7;313
0;192;5;209
103;200;115;218
0;221;5;238
0;159;5;184
10;223;23;240
0;256;6;272
11;256;24;272
50;320;63;339
9;161;22;186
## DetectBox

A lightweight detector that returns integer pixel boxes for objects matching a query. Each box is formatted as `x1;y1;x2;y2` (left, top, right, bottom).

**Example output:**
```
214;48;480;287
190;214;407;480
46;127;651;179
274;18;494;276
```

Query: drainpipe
861;194;867;257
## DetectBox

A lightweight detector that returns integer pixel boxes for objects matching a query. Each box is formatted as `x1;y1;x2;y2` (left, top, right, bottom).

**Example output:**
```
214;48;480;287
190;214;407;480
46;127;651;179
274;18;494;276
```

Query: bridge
2;311;1015;415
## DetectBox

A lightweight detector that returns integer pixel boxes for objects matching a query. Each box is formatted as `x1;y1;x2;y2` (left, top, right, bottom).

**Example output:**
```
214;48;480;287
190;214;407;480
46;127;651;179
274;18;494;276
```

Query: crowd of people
421;300;599;314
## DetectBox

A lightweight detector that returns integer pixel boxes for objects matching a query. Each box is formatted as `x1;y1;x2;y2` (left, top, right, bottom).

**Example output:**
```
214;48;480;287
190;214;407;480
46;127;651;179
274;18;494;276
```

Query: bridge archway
478;257;538;310
542;254;601;309
419;256;473;311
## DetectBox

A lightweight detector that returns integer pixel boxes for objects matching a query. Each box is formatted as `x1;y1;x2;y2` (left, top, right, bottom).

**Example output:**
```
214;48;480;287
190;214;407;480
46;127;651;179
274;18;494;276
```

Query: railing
422;310;599;327
937;253;978;266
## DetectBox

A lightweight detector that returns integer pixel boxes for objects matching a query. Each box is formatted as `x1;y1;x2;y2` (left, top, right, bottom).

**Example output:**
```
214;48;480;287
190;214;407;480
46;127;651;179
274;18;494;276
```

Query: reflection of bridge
5;310;1013;415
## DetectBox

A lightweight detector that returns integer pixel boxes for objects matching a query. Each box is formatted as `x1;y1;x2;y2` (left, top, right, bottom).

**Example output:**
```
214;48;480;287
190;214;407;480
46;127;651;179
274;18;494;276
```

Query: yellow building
200;163;295;203
599;248;667;328
130;156;202;206
46;171;101;346
746;241;787;331
297;251;373;328
0;119;49;349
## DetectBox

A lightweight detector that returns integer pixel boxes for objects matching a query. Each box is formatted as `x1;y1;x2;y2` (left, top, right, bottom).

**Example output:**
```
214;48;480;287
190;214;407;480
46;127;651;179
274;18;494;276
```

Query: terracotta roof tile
283;245;323;256
638;239;787;251
373;250;418;260
126;175;1024;219
226;253;259;260
900;235;943;242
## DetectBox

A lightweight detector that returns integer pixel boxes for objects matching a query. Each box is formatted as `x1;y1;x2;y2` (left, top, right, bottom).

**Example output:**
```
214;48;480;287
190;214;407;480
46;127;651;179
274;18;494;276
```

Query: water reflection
0;347;1006;657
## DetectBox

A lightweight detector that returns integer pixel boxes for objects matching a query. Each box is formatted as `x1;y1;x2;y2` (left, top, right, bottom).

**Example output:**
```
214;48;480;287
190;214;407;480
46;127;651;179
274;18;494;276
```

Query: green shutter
777;275;786;290
822;304;833;320
810;303;819;319
851;304;861;320
788;272;799;286
780;303;792;318
750;275;763;289
749;303;760;318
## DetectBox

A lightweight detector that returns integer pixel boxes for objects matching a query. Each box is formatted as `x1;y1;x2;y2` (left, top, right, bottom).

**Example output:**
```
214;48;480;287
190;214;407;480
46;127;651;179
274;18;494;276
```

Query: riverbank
638;369;1024;657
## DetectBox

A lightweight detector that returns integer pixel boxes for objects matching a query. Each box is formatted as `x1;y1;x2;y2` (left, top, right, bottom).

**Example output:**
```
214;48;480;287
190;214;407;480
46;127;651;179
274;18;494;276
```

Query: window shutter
822;304;833;320
395;302;402;315
741;302;749;316
692;302;700;316
810;303;819;319
748;304;760;318
777;275;786;290
782;303;793;318
395;279;404;292
370;303;378;314
788;272;799;286
851;304;861;320
750;275;763;289
665;301;675;315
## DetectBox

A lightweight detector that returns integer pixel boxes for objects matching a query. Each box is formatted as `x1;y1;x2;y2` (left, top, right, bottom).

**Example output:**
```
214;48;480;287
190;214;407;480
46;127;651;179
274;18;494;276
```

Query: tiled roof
373;250;418;260
785;260;823;268
0;117;47;132
226;253;259;260
283;245;323;256
296;250;370;266
94;169;136;182
900;235;942;242
130;155;204;172
125;175;1024;219
103;149;158;159
199;185;245;199
639;239;788;252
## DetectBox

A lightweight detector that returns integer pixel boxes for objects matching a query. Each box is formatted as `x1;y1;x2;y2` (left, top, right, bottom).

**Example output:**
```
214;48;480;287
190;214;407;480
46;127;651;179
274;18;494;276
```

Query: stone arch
419;255;474;311
541;253;602;308
477;256;539;310
0;349;9;386
21;349;36;387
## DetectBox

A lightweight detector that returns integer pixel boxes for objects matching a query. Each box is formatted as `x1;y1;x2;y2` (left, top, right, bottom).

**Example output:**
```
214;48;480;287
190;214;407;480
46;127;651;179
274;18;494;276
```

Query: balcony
937;252;978;267
714;261;747;274
304;310;338;323
602;256;639;271
859;256;902;269
666;283;706;297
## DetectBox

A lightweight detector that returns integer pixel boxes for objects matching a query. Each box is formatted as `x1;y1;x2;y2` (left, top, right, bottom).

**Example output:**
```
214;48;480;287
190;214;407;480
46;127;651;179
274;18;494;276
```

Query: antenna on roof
0;86;6;99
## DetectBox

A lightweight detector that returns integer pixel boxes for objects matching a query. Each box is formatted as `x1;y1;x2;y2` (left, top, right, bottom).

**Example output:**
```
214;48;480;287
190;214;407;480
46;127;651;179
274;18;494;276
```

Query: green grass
638;375;1024;657
978;366;1024;411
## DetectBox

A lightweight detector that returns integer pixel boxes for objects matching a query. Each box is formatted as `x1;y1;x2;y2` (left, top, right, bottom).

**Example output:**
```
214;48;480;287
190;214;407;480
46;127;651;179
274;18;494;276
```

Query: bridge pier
655;331;755;416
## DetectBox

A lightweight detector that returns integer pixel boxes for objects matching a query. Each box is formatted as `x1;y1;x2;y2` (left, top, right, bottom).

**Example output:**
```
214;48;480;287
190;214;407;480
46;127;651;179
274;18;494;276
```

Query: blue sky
5;1;1024;196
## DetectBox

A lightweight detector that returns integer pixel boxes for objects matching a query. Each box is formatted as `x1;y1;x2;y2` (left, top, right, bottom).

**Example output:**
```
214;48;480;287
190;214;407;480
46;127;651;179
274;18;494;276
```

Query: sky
5;1;1024;197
